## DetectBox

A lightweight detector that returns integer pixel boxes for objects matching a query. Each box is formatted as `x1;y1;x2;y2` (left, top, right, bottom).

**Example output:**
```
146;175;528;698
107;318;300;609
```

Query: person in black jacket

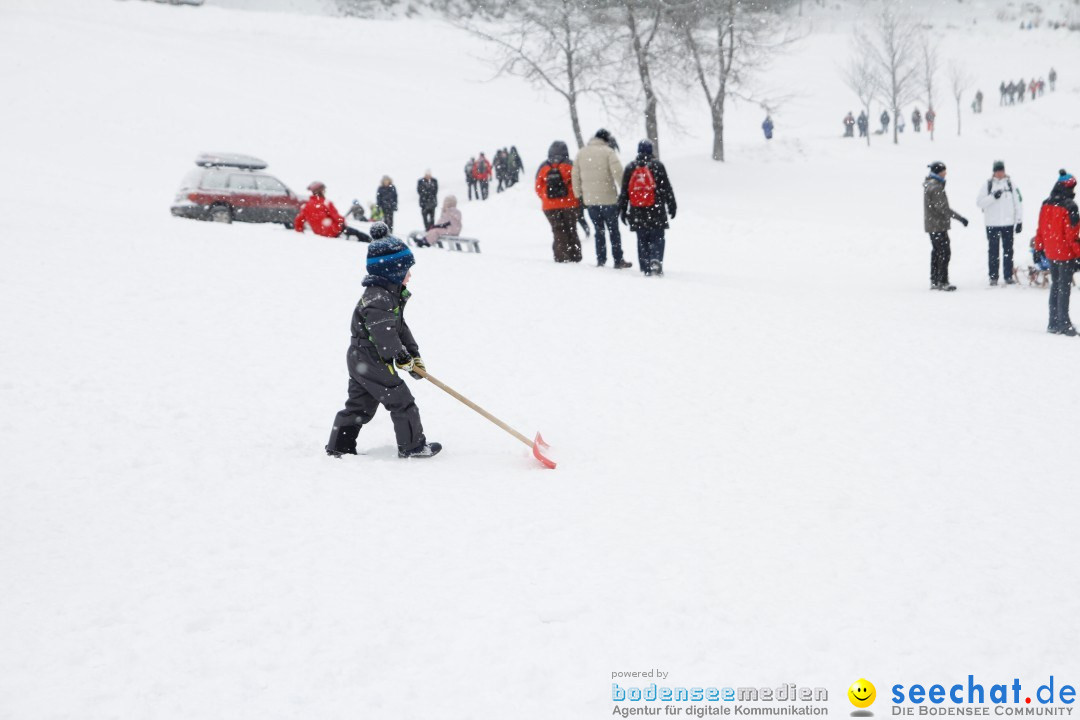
507;146;524;187
417;171;438;230
617;140;677;277
325;222;441;459
377;176;398;232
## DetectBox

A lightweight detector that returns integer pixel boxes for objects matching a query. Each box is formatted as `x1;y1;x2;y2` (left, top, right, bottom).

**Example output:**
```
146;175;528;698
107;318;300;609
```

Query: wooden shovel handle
413;367;533;448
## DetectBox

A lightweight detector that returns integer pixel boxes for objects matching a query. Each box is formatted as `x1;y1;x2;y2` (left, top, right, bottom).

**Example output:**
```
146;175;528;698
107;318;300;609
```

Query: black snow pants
929;231;951;285
1049;260;1078;332
327;345;426;455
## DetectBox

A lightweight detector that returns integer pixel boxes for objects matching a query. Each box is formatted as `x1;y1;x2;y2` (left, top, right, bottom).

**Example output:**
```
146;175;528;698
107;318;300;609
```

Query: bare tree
856;8;920;145
843;43;876;147
671;0;795;161
620;0;666;157
947;61;974;137
919;32;940;141
458;0;611;149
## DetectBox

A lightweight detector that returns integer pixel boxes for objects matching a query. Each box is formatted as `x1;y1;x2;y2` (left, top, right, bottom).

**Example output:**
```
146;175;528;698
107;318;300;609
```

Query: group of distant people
464;147;524;201
999;69;1056;105
844;106;940;137
535;129;676;276
921;159;1080;336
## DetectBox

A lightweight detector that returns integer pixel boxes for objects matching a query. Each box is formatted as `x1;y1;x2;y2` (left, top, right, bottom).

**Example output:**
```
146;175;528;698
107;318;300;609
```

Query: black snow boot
399;442;443;459
326;445;357;458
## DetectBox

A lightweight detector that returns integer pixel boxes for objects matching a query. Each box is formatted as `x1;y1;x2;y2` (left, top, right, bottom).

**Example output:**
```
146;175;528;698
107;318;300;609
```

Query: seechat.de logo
850;679;878;714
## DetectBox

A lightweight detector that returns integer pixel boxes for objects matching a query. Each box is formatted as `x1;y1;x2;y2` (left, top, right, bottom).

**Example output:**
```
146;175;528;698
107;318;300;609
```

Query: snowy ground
2;0;1080;718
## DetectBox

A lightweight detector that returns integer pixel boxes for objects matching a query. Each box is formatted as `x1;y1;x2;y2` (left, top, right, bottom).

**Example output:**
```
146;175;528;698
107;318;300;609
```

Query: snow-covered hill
2;1;1080;718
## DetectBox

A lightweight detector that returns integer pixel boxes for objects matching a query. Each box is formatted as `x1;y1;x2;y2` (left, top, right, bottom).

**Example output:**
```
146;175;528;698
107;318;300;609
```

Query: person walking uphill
1035;171;1080;335
924;161;970;291
473;153;493;200
975;160;1024;286
535;140;584;263
325;222;442;459
417;171;438;230
464;157;478;201
377;176;398;233
618;140;677;277
573;129;632;269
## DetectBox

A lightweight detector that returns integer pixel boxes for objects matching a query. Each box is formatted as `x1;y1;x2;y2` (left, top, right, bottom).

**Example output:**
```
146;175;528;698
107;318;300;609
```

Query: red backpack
628;165;657;207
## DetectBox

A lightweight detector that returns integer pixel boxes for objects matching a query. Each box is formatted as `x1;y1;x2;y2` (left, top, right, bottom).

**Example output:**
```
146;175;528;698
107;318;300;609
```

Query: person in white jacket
975;160;1024;285
572;129;633;269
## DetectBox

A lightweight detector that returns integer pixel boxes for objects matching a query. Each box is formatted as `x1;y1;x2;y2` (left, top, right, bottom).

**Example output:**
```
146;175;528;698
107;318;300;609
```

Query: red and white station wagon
171;153;303;226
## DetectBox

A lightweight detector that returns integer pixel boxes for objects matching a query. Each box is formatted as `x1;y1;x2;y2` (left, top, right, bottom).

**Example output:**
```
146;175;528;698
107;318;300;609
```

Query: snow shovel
413;367;556;469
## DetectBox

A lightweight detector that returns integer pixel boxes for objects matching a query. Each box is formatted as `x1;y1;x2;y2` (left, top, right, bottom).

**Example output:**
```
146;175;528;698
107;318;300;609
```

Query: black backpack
545;164;568;199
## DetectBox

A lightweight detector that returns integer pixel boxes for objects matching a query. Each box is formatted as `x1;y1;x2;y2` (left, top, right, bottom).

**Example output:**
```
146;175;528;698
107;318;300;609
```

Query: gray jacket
350;278;419;361
924;175;965;233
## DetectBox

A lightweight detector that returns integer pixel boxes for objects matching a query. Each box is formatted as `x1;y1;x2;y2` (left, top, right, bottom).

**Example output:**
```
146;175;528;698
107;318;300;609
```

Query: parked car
171;153;302;226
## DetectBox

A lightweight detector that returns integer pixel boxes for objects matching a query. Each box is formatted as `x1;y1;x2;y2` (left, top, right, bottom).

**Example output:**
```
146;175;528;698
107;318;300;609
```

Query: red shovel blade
532;432;557;469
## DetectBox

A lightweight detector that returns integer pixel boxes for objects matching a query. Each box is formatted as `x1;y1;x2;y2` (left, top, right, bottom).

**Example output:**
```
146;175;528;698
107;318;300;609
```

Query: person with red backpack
535;140;586;263
1035;170;1080;335
617;140;677;277
473;152;493;200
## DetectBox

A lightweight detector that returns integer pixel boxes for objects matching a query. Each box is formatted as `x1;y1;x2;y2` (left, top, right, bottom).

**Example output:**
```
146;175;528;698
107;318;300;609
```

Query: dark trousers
543;208;582;263
341;227;371;243
421;208;435;230
1049;260;1078;331
586;204;624;264
636;227;666;272
327;346;425;454
929;231;951;285
479;180;490;200
467;180;478;200
496;176;505;192
986;225;1015;281
380;209;394;233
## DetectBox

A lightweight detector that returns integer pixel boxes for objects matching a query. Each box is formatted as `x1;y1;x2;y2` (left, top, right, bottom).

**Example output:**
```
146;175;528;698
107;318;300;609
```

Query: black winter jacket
617;155;677;231
417;178;438;210
377;185;398;212
350;276;419;361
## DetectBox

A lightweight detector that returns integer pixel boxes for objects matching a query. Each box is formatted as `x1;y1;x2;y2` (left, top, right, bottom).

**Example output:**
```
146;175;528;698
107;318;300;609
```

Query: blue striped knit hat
366;238;414;284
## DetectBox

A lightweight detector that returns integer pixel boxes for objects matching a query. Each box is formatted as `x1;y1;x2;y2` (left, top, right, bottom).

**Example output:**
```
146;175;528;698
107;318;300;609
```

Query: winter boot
399;442;443;459
326;445;357;458
650;260;664;276
614;259;633;269
1063;325;1078;337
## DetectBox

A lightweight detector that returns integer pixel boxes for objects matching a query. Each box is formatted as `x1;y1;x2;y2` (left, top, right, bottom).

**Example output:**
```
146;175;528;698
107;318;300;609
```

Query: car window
229;174;258;191
200;169;230;190
255;175;287;195
179;168;203;190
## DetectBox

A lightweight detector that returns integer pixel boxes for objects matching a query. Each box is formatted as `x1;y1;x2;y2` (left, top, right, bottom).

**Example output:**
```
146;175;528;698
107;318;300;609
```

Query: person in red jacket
472;153;493;200
536;140;590;263
295;182;370;242
1034;170;1080;334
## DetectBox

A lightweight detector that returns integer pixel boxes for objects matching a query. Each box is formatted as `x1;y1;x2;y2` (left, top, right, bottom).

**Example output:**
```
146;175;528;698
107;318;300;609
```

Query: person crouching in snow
325;222;441;459
295;182;371;242
419;195;461;248
1035;170;1080;335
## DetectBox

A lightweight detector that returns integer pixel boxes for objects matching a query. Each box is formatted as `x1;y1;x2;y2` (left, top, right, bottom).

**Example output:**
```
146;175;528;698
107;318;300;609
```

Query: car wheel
210;205;232;224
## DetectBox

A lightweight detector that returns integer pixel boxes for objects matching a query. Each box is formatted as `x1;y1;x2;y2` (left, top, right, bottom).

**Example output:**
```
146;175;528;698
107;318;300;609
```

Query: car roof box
196;152;268;170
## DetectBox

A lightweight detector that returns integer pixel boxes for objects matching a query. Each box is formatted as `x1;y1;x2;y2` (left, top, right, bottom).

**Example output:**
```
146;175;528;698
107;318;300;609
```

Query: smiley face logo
848;679;876;709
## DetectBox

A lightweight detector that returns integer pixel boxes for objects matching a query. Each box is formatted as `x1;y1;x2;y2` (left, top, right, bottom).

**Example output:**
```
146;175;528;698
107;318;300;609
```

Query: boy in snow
923;161;970;291
325;222;441;459
975;160;1024;286
1034;171;1080;335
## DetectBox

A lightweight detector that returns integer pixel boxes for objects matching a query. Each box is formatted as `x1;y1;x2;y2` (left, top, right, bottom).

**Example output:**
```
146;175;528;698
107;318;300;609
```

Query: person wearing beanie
1034;170;1080;335
417;170;439;230
923;161;969;291
294;181;371;242
572;129;633;269
975;160;1024;285
325;232;441;459
617;139;677;277
535;140;586;263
